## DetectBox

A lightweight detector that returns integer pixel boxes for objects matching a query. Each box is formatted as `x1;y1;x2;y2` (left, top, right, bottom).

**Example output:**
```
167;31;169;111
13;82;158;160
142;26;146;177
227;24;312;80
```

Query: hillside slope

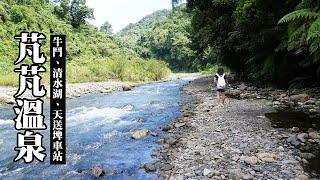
0;0;170;86
116;6;198;71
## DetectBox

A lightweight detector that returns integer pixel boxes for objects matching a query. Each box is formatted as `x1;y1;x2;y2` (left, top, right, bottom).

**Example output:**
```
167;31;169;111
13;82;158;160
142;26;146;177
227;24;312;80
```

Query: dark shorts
216;88;225;93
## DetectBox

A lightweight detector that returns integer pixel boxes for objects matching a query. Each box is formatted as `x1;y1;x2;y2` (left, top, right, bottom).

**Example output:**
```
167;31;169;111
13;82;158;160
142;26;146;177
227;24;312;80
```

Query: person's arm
213;75;218;85
225;75;228;84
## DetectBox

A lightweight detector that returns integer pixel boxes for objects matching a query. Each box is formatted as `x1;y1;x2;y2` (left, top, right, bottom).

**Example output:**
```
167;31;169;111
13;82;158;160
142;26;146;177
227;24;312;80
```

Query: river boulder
122;85;132;91
143;162;157;172
89;167;105;178
290;93;309;102
131;129;149;139
308;132;320;139
244;156;259;165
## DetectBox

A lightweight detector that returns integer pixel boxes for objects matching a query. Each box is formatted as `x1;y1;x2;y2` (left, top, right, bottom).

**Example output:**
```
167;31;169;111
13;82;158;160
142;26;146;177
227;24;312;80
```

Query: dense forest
0;0;170;86
116;6;198;71
117;0;320;88
0;0;319;89
185;0;320;88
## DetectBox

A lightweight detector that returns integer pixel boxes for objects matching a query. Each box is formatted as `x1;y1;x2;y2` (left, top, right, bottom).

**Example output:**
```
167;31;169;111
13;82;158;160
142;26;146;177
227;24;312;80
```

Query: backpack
216;73;226;89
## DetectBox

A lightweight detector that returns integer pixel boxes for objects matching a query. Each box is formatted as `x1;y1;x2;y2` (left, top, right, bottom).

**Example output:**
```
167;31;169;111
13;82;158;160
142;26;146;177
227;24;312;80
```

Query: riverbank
156;76;315;179
0;73;200;105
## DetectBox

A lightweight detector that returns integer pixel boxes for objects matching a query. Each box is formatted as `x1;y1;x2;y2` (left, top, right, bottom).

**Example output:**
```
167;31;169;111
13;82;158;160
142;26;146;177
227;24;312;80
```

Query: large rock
122;104;134;111
287;135;301;146
122;85;132;91
291;127;300;133
203;168;213;177
244;156;259;165
162;124;174;131
164;137;178;146
297;174;309;180
290;94;309;102
144;162;156;172
308;132;320;139
2;95;15;104
297;133;308;142
174;122;186;128
238;83;247;90
89;167;105;178
131;129;149;139
256;152;277;162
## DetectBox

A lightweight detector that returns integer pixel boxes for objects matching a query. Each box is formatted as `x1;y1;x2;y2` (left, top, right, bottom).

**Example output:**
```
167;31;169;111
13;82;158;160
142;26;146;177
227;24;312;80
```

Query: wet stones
174;122;186;128
89;167;105;178
143;162;157;172
164;137;178;146
121;104;134;111
122;84;132;91
162;124;174;131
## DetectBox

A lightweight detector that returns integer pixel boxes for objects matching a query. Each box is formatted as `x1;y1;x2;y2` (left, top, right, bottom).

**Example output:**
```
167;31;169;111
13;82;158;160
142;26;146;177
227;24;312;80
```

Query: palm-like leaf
278;9;319;24
307;17;320;40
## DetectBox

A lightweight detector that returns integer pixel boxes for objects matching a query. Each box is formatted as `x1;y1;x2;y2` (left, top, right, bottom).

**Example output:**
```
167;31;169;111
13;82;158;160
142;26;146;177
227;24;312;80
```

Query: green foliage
53;0;94;28
172;0;184;9
200;64;230;75
279;7;320;58
0;0;171;86
278;9;319;23
187;0;320;88
116;6;199;72
100;21;113;35
67;57;171;83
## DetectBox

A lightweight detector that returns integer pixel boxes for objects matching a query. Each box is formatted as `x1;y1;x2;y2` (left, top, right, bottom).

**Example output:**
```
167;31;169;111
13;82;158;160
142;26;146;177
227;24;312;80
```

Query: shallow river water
0;78;194;179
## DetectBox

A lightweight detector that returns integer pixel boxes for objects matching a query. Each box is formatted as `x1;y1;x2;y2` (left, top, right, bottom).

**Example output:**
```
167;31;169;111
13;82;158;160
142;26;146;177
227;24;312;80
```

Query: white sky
86;0;173;33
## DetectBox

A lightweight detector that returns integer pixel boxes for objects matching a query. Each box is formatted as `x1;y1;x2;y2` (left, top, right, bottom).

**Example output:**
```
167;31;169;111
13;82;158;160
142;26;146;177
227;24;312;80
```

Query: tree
100;21;113;35
186;0;320;87
278;0;320;83
70;0;94;28
279;8;320;59
54;0;94;28
172;0;183;9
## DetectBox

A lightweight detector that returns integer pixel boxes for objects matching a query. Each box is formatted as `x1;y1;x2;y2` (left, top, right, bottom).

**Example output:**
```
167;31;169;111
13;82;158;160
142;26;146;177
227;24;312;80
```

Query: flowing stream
0;78;195;179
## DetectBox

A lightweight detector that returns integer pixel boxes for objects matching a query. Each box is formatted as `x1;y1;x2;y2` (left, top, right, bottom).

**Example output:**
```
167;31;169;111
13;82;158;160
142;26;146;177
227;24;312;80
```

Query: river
0;77;195;179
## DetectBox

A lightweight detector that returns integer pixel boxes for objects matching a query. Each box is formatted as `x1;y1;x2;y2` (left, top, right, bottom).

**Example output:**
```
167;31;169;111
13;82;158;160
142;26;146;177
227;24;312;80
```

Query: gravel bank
157;76;311;179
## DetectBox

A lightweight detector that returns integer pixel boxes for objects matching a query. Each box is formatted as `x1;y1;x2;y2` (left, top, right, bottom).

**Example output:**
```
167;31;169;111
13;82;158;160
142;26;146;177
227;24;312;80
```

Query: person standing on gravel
214;67;227;106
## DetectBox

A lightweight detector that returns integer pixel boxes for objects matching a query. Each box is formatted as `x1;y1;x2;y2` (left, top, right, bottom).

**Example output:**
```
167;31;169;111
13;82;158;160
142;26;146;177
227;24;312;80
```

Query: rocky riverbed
228;81;320;117
154;76;319;179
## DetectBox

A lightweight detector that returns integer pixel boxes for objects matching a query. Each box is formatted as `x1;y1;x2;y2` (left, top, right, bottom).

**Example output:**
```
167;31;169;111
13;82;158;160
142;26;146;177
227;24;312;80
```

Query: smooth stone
89;167;105;178
309;132;320;139
131;129;149;139
244;156;259;165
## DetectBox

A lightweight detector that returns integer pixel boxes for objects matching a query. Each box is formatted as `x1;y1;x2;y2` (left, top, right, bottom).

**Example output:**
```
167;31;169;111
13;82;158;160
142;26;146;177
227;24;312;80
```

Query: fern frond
307;17;320;40
309;37;320;54
278;9;319;24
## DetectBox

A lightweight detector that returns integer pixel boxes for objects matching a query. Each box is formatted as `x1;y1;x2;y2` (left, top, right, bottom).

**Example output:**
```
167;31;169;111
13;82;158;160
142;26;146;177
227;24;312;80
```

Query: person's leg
221;92;226;105
216;91;220;105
